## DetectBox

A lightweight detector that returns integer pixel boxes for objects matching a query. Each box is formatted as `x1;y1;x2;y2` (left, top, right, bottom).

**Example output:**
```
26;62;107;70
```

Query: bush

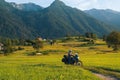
25;51;36;56
80;43;96;47
38;51;49;55
18;47;24;50
106;31;120;51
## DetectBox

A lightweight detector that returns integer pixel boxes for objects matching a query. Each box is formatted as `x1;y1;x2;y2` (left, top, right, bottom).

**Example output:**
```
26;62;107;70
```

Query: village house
37;37;43;41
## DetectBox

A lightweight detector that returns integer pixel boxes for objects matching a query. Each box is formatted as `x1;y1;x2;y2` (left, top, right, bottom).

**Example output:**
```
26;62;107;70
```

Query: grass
0;39;120;80
0;55;100;80
83;53;120;79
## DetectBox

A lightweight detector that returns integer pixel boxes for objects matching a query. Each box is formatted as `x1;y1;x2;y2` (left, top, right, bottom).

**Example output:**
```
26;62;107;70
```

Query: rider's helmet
68;50;72;52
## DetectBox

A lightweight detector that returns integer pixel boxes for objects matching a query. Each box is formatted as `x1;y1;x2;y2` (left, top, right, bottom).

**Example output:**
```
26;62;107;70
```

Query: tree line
0;31;120;56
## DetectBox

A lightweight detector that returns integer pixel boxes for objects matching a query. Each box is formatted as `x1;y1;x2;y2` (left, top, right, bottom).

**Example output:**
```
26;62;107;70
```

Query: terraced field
0;40;120;80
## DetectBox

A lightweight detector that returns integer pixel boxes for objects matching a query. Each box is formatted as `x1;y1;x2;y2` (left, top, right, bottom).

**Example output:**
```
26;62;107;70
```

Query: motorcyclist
74;53;79;64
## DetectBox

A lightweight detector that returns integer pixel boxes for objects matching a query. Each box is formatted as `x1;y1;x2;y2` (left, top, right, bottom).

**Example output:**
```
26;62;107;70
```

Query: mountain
10;2;43;11
85;9;120;29
22;0;114;38
0;0;37;39
0;0;115;39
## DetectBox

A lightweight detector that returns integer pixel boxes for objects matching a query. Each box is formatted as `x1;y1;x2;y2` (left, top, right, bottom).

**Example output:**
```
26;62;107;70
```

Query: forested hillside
0;0;115;39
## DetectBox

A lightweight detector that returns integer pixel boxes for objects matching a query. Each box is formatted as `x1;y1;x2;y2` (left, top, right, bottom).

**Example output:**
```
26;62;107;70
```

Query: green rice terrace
0;38;120;80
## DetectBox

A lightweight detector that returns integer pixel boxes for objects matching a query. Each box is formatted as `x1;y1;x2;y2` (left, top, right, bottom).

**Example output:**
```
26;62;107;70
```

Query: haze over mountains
0;0;119;39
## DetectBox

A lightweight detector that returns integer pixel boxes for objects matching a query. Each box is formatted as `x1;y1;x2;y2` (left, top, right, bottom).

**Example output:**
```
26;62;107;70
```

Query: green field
0;40;120;80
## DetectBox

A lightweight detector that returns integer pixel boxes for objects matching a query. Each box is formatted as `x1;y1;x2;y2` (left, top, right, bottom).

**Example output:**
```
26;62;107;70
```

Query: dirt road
94;73;118;80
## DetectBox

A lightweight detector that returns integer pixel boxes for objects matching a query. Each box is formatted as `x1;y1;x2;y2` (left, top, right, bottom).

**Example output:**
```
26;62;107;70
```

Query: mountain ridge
85;9;120;30
10;2;43;11
0;0;116;39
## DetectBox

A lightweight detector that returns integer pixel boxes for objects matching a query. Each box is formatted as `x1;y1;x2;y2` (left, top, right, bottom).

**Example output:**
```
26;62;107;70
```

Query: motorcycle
62;55;83;66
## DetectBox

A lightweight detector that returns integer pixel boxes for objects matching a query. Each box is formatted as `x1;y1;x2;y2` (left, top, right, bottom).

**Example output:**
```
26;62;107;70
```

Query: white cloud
61;0;98;10
5;0;120;11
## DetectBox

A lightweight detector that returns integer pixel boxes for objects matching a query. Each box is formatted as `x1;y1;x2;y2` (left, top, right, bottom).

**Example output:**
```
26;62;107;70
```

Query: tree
103;35;107;41
2;38;13;55
85;32;97;39
33;38;43;52
106;31;120;51
91;33;97;40
85;32;91;38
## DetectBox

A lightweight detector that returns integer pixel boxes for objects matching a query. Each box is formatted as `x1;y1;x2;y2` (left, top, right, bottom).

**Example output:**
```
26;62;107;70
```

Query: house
36;37;43;41
0;43;4;50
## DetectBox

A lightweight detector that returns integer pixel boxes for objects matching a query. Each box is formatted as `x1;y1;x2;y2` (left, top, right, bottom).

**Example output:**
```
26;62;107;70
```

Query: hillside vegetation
85;9;120;30
0;0;115;39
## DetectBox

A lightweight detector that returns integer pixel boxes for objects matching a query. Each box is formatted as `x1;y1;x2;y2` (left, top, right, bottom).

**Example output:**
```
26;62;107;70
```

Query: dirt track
94;73;118;80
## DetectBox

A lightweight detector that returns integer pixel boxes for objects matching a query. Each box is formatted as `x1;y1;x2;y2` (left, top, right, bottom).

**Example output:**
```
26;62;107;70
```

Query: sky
5;0;120;11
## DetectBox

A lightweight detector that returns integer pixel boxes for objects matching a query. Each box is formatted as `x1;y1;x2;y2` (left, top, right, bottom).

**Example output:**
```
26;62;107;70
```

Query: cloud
5;0;120;11
61;0;98;10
